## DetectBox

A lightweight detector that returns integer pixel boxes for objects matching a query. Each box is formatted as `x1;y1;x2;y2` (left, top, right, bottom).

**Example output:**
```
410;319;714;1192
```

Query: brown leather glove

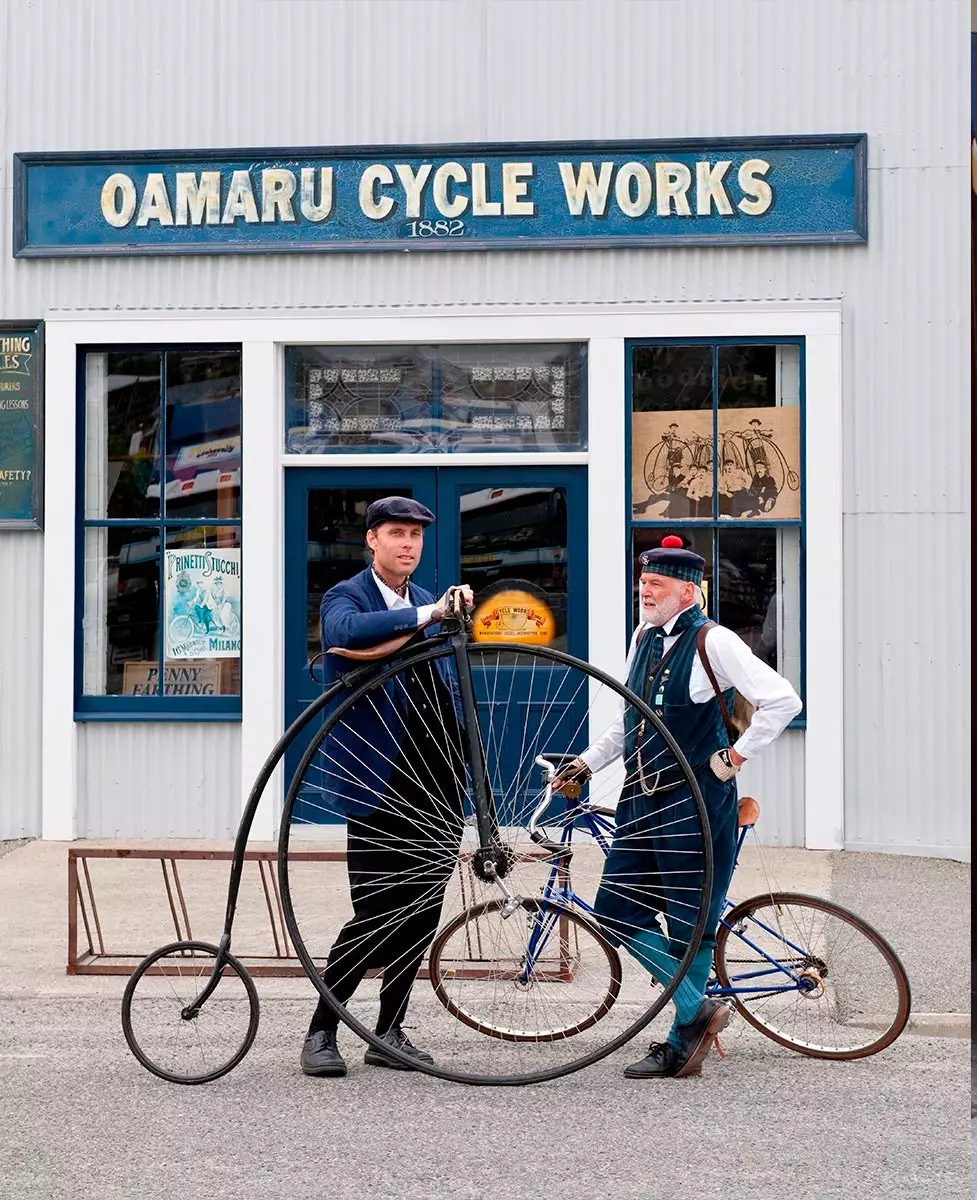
552;757;592;798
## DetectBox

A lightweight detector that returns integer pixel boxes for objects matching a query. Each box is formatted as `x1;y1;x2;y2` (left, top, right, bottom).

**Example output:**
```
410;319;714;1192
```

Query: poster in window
0;322;43;530
632;410;714;519
164;548;241;659
717;407;800;519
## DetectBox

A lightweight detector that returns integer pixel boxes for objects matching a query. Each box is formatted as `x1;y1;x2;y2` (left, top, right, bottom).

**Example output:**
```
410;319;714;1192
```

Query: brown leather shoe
672;998;731;1078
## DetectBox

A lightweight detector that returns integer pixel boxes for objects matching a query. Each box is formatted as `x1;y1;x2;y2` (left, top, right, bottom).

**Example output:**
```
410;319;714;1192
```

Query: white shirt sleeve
580;625;646;775
700;625;803;759
415;603;436;626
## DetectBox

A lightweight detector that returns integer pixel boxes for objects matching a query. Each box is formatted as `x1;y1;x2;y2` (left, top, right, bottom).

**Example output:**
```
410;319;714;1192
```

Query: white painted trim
585;339;627;683
240;342;282;841
40;324;79;839
41;303;842;851
803;326;845;849
282;453;588;468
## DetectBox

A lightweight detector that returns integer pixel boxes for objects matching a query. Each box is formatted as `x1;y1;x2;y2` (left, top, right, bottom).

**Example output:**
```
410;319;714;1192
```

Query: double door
283;466;588;817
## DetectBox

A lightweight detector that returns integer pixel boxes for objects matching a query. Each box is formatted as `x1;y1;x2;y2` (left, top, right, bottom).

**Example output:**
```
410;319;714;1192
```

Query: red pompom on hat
637;535;705;584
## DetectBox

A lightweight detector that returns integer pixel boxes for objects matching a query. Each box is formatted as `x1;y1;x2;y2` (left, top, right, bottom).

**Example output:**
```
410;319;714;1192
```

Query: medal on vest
654;668;668;710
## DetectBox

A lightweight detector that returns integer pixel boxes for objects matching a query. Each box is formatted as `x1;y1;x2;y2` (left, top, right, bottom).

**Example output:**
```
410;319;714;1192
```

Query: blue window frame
626;338;805;723
75;346;242;720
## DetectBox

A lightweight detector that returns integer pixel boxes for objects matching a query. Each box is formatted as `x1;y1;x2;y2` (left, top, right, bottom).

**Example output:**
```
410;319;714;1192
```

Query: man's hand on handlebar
432;584;474;622
552;756;592;796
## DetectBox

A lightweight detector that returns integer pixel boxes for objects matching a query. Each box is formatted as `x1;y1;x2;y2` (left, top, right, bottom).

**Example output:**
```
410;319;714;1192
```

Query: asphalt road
0;996;970;1200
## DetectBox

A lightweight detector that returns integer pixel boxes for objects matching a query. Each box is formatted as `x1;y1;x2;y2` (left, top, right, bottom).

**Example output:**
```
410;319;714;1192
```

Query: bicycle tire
122;940;260;1084
429;897;623;1041
278;638;713;1086
714;892;911;1059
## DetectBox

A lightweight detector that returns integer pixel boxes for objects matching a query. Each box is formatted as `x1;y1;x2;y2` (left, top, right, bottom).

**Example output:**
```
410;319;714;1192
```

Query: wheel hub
471;845;513;882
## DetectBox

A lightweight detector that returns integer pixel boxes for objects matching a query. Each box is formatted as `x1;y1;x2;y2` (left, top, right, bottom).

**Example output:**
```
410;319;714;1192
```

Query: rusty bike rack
67;845;574;981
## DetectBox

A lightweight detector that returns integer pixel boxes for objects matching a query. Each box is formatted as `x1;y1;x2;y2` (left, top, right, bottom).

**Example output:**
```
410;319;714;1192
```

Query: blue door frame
283;465;588;818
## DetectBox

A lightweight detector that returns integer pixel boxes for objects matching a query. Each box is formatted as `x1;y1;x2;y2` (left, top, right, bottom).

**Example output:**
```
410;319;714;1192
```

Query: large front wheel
278;640;713;1086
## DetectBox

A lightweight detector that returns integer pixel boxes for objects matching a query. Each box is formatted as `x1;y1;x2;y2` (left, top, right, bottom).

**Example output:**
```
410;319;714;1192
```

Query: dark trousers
310;668;465;1036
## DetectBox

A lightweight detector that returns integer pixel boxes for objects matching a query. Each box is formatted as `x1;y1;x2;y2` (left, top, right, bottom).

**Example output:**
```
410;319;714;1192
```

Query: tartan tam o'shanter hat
638;535;705;585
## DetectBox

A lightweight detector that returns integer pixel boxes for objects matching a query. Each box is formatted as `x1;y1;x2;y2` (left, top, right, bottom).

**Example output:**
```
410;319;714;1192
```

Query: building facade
0;0;969;859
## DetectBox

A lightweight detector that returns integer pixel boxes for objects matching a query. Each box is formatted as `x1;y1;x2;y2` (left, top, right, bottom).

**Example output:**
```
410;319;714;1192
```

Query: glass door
282;465;588;822
283;467;437;797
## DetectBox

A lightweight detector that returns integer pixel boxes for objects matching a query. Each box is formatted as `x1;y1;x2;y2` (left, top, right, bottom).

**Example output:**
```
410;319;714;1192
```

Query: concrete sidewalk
0;836;969;1034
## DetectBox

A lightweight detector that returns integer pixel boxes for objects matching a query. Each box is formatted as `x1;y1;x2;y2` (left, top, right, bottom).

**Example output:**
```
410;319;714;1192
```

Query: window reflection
286;344;585;452
462;486;568;652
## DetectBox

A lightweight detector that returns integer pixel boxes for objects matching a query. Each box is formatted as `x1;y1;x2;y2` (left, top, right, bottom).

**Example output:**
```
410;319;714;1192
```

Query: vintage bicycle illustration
639;414;800;518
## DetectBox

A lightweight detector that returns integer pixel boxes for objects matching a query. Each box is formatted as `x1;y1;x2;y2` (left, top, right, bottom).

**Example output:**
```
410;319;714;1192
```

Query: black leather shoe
671;998;731;1078
363;1026;435;1070
300;1029;347;1077
623;1041;680;1079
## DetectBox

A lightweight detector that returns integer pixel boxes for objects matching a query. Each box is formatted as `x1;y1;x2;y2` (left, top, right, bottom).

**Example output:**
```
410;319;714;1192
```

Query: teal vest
623;609;732;787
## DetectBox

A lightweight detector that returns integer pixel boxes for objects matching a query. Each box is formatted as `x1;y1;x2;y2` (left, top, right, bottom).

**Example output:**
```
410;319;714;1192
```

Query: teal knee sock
622;931;714;1050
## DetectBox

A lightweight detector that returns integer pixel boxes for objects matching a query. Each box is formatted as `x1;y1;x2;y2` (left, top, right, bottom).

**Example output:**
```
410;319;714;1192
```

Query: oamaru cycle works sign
13;135;866;256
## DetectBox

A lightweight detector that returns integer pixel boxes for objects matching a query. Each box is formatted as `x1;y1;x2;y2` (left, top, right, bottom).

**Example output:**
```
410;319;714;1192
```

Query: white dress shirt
581;604;803;774
372;571;436;626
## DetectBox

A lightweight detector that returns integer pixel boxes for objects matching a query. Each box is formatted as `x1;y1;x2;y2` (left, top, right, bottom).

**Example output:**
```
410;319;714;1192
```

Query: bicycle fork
449;627;511;884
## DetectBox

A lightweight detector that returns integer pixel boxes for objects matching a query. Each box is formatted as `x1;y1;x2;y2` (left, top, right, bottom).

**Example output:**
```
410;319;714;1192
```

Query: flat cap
638;535;705;585
365;495;435;530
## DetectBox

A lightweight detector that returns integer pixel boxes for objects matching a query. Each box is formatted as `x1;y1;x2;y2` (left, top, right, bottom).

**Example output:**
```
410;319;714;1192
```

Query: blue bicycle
429;755;911;1060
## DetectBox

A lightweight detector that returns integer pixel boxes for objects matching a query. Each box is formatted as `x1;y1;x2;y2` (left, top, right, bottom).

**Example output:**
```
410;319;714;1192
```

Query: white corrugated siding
76;724;242;838
0;534;43;838
0;0;968;852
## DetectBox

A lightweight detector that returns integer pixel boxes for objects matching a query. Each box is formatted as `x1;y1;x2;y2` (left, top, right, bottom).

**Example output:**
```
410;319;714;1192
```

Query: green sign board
0;322;43;529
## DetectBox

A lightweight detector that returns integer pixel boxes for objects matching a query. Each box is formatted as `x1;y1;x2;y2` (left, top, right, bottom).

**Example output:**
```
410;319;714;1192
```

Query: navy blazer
316;568;461;818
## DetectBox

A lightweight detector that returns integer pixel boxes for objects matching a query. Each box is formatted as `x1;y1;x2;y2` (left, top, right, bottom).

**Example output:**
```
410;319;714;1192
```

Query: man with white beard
554;536;802;1080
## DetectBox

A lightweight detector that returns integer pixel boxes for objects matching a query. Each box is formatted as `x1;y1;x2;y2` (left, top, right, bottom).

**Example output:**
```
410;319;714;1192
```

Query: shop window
77;348;242;717
285;342;586;452
629;341;803;703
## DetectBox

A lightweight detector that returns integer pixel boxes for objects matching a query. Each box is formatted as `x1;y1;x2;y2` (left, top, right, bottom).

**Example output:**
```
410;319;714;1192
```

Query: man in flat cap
555;536;801;1080
300;496;473;1078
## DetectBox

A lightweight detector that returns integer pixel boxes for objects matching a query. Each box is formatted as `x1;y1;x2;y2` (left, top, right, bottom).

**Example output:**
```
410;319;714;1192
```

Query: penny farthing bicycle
121;594;713;1087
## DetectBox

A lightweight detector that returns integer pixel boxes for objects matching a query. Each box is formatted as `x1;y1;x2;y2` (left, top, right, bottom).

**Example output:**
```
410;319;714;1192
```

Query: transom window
628;339;804;701
285;342;586;452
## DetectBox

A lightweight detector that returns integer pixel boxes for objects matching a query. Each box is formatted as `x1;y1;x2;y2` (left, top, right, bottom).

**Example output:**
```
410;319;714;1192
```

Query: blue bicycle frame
523;767;817;1000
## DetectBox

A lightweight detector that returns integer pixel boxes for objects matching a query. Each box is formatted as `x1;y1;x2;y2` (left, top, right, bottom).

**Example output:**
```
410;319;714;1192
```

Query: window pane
163;527;242;696
462;485;569;653
164;350;242;521
439;344;584;450
631;345;713;520
285;343;585;452
717;345;801;519
84;353;161;520
305;488;406;667
83;525;161;695
632;528;714;629
718;527;801;690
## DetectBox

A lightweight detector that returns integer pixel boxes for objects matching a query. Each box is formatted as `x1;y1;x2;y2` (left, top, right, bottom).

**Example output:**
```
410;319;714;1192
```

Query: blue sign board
14;136;866;257
0;322;43;530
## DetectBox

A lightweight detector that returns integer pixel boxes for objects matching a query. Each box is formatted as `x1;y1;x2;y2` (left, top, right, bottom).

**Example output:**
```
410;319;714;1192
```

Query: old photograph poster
0;322;43;529
164;547;241;659
632;406;800;520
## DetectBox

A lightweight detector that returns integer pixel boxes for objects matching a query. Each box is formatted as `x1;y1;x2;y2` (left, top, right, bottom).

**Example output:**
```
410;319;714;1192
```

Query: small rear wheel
429;898;622;1042
122;940;260;1084
714;893;911;1059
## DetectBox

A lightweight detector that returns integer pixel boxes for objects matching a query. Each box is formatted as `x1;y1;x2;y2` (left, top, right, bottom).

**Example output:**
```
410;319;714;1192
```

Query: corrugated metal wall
0;534;43;838
76;725;242;839
0;0;968;854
